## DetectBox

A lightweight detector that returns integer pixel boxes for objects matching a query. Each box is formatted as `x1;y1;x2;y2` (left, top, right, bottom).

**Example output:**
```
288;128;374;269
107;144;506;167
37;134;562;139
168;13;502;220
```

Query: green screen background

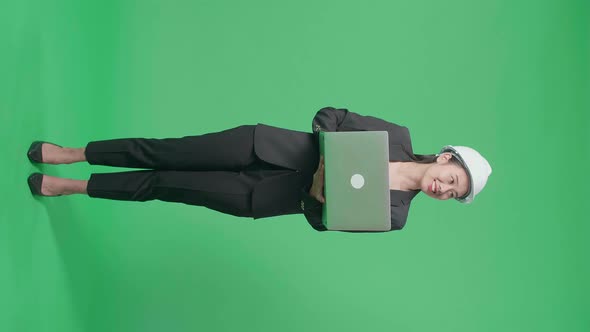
2;0;588;331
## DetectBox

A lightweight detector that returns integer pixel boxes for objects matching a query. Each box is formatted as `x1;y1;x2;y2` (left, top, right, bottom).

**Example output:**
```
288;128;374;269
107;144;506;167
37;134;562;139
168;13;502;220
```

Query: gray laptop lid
319;131;391;231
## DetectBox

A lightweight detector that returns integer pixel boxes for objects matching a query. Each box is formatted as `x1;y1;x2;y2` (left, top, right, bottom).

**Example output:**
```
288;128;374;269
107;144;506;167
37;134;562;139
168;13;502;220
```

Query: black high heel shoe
27;141;62;163
27;173;62;197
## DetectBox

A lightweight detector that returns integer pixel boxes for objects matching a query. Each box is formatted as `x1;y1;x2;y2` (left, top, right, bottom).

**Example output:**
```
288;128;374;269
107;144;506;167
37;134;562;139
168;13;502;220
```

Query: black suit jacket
250;106;421;232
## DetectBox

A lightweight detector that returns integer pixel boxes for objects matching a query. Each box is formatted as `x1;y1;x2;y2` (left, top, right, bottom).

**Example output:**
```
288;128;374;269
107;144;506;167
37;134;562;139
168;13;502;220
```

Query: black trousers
85;125;297;218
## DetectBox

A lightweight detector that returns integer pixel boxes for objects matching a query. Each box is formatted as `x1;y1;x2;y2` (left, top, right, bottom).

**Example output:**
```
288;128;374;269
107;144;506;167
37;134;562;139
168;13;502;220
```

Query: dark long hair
413;153;438;164
412;153;464;168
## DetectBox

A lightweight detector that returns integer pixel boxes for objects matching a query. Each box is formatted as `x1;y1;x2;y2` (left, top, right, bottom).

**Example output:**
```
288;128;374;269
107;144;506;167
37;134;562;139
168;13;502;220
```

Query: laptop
319;130;391;231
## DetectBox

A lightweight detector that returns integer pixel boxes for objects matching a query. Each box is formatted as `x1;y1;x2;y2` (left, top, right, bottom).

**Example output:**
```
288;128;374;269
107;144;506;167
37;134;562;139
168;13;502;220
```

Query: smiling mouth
431;180;436;193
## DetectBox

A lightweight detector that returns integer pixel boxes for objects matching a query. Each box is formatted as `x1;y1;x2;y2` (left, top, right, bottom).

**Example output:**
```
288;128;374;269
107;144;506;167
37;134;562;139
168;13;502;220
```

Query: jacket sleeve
300;182;328;232
299;106;348;232
299;106;350;232
311;106;350;136
313;106;413;153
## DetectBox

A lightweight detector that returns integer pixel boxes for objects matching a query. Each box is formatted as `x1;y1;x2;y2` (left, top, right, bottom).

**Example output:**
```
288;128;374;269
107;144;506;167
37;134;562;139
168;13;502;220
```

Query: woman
27;106;492;232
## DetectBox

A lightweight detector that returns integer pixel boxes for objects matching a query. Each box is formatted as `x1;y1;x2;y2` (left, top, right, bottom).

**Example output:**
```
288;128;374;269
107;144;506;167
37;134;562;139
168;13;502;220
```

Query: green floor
2;0;588;331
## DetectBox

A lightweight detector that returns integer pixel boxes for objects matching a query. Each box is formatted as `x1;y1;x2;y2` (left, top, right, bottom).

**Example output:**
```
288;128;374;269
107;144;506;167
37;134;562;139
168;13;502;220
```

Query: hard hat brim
440;145;475;204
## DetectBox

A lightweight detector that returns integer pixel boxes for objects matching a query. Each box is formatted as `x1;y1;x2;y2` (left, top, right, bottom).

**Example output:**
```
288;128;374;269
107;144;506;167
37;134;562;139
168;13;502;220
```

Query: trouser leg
84;125;259;171
86;168;293;218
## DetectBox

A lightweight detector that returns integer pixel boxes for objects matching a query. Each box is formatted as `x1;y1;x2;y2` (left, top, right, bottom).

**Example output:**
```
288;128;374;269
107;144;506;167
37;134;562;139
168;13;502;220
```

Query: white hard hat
438;145;492;204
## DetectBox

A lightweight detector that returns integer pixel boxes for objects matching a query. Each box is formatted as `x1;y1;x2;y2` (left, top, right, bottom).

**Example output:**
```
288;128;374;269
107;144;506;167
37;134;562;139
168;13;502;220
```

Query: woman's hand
309;155;326;204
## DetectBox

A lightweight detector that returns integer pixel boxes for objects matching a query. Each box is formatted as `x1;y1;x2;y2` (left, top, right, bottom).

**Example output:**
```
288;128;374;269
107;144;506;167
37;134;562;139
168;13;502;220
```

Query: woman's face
421;153;470;200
